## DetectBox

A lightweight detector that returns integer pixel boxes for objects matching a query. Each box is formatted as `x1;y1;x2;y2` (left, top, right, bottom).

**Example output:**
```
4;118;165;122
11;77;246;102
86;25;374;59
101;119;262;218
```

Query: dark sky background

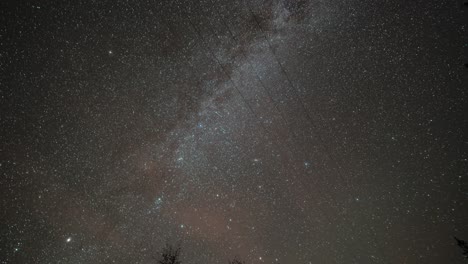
1;0;467;263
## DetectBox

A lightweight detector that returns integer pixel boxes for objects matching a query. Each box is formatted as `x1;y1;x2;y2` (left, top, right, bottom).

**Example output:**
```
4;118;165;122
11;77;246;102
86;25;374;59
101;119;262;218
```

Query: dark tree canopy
157;243;182;264
455;237;468;261
229;257;246;264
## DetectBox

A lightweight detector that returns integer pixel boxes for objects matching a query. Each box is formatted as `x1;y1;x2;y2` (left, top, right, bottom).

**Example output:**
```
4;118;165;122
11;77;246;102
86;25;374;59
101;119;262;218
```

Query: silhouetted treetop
455;237;468;261
157;243;182;264
229;257;246;264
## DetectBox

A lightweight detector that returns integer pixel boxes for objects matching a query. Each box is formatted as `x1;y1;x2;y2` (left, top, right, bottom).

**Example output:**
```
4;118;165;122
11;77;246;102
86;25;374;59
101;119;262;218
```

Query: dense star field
1;0;467;263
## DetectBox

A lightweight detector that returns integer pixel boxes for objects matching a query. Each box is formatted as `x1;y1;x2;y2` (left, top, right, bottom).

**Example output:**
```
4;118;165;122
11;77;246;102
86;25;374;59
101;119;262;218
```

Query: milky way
1;0;467;263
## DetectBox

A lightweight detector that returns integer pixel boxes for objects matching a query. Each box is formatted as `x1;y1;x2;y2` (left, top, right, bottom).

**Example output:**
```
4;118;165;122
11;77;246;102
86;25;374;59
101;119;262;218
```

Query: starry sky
1;0;467;263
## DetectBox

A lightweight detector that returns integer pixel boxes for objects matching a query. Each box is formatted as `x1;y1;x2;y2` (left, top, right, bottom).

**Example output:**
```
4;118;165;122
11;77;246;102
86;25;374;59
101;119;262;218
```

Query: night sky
1;0;467;263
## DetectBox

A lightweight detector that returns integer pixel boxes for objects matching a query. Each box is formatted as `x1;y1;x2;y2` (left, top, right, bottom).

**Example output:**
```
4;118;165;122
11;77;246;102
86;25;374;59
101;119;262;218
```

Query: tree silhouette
229;257;246;264
455;237;468;261
157;243;182;264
